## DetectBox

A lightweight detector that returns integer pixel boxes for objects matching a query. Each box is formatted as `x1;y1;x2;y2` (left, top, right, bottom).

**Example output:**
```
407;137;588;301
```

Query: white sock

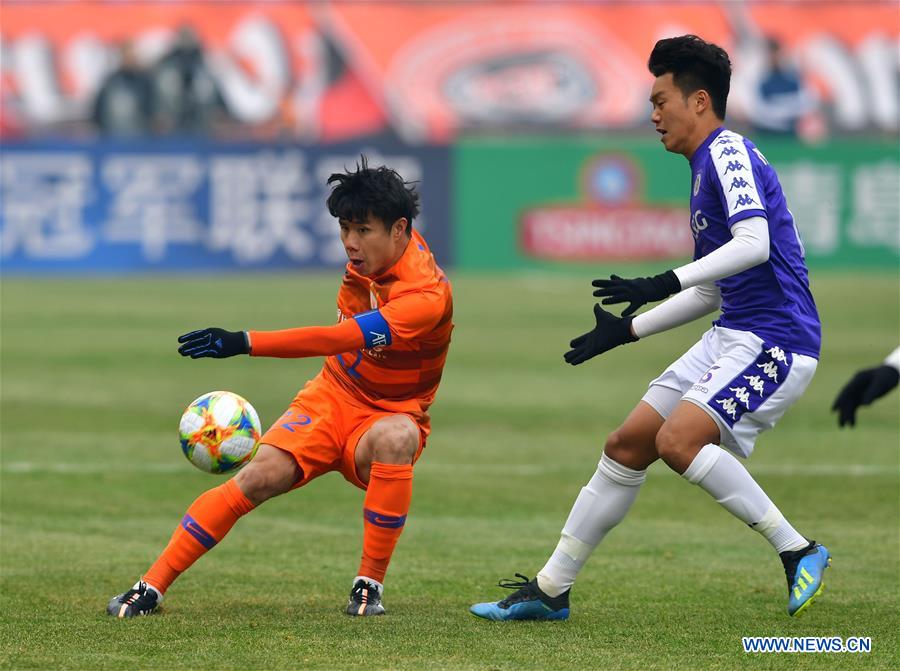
683;444;808;553
537;453;646;597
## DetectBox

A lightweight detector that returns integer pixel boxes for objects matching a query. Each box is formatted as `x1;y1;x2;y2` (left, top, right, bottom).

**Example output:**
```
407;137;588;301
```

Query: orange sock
358;462;414;584
143;478;254;594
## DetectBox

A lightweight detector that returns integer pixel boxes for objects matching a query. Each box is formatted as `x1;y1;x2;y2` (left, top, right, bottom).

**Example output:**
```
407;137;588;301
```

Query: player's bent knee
603;429;630;462
604;429;657;470
369;418;419;464
655;426;692;470
234;444;300;504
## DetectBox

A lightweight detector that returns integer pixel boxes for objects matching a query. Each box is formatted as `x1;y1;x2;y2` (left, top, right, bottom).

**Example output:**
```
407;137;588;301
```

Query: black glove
831;365;899;427
564;304;639;365
177;327;249;359
591;270;681;317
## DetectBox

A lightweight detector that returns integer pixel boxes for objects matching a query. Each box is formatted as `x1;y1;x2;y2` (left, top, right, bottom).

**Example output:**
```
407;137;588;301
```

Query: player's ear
392;218;409;239
694;89;711;116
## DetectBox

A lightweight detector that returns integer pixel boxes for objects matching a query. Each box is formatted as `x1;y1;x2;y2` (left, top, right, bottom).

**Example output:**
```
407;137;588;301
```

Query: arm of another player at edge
885;346;900;372
672;215;770;290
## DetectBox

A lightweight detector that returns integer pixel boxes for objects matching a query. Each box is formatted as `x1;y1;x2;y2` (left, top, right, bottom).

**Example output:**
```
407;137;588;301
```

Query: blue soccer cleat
780;541;831;617
470;573;570;621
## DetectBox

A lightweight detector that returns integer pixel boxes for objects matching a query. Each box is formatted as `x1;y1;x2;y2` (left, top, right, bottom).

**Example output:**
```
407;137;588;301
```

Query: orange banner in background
2;2;897;140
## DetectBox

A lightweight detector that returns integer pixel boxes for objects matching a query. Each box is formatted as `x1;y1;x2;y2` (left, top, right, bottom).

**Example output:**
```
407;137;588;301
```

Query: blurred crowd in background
1;1;896;276
90;27;227;138
1;1;896;143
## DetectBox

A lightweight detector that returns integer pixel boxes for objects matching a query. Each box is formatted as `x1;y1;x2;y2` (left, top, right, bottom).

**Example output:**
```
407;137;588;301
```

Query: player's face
649;73;698;156
340;215;409;277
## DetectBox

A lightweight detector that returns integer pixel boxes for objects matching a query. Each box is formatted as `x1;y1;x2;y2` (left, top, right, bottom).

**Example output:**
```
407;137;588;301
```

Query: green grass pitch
1;271;897;670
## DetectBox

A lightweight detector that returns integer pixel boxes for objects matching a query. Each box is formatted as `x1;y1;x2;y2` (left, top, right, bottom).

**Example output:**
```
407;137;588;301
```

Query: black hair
326;155;420;235
648;35;732;120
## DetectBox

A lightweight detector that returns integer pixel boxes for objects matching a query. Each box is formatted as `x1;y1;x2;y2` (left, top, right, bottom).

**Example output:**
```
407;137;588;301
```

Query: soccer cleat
106;580;162;618
780;541;831;617
469;573;570;621
345;578;385;616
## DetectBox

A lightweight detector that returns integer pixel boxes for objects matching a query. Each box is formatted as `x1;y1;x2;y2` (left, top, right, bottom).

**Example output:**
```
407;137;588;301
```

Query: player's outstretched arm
564;304;638;366
592;216;769;317
247;319;366;358
591;270;681;317
177;327;249;359
831;347;900;427
177;319;368;360
631;282;722;339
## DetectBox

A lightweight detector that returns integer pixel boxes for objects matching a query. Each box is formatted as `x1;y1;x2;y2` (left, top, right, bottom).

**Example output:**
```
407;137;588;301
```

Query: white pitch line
2;462;895;477
418;463;896;477
746;463;896;477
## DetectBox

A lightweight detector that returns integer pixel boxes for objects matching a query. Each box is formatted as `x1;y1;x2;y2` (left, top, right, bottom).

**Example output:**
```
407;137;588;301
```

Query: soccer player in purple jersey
471;35;830;621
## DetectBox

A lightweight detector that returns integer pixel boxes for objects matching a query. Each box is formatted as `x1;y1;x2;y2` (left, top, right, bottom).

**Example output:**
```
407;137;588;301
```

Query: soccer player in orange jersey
107;157;453;617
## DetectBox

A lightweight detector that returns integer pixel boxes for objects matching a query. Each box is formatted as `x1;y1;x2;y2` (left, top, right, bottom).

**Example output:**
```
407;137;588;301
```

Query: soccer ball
179;391;261;474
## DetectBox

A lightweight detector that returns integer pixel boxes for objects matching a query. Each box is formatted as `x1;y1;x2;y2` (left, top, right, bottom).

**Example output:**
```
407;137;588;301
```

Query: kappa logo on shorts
710;344;793;427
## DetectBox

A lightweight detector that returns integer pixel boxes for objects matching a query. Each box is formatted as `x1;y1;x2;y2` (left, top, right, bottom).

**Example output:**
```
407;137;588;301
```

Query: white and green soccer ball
179;391;261;474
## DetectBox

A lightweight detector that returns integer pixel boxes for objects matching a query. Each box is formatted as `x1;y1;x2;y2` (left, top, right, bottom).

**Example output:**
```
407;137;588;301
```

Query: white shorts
641;326;818;458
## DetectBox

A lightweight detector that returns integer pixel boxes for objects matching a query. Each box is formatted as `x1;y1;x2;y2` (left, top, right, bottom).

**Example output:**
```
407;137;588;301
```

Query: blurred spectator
0;89;26;139
752;37;815;137
91;41;156;137
153;25;227;135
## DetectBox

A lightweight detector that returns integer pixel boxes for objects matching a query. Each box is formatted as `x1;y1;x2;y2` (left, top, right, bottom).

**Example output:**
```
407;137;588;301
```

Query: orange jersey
248;229;452;431
323;229;453;428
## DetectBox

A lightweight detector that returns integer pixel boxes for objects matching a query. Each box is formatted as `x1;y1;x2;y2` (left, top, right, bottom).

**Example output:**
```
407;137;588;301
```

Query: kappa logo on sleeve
734;194;758;209
728;177;751;191
709;130;764;217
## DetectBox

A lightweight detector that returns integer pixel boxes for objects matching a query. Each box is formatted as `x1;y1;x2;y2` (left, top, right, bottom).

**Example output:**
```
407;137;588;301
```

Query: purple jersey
689;127;821;358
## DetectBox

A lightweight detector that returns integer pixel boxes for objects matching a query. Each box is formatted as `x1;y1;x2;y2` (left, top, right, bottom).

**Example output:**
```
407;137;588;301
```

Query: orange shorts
260;372;426;490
